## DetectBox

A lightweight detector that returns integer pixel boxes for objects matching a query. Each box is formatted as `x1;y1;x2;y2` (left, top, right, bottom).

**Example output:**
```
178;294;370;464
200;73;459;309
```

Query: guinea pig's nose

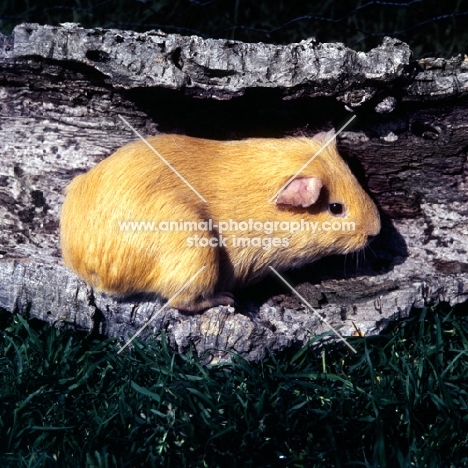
368;213;381;238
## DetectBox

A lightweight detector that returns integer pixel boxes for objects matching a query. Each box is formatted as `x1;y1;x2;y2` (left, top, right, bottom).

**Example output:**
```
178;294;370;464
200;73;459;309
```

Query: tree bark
0;23;467;361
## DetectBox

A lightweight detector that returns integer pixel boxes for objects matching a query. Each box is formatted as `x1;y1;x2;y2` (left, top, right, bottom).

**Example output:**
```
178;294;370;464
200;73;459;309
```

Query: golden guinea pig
60;131;380;312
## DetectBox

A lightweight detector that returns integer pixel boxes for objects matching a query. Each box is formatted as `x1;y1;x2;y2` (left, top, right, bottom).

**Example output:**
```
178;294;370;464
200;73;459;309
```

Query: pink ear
311;129;336;145
276;177;323;207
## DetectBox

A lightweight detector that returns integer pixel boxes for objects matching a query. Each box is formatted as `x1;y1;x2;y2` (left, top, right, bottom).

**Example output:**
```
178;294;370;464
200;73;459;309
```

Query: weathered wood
0;23;467;361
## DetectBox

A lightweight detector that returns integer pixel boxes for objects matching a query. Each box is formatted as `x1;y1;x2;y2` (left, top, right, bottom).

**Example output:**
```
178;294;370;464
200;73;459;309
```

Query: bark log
0;23;467;361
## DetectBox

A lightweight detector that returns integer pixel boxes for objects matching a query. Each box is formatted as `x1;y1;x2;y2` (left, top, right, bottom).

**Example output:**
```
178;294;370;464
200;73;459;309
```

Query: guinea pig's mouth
357;233;379;252
334;231;377;254
365;234;378;244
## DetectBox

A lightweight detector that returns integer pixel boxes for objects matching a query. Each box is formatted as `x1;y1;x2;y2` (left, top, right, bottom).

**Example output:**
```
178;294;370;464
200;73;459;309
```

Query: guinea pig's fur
60;132;380;311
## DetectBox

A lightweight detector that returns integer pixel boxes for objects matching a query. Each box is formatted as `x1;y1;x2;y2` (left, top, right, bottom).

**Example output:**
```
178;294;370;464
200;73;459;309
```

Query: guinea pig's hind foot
174;292;235;313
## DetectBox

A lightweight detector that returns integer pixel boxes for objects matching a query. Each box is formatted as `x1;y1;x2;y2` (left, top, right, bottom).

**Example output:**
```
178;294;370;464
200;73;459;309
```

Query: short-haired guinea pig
60;131;380;311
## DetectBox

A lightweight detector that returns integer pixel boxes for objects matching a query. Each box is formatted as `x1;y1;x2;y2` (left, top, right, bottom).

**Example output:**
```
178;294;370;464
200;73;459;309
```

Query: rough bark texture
0;23;467;361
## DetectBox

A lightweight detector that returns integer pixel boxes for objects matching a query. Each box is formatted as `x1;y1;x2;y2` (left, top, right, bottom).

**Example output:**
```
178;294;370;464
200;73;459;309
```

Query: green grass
0;302;468;467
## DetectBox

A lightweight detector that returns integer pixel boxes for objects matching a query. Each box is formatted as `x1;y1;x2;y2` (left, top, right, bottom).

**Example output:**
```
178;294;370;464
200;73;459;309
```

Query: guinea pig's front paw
174;292;235;313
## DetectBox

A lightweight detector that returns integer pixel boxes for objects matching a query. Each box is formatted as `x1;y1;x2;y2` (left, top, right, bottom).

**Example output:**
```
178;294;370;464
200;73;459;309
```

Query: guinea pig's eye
329;203;345;216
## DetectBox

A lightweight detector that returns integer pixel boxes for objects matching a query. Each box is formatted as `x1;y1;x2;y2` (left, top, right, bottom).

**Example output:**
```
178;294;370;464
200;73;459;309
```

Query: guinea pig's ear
311;129;336;146
276;177;323;207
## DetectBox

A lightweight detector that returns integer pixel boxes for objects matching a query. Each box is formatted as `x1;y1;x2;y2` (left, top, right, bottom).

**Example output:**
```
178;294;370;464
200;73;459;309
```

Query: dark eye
329;203;344;216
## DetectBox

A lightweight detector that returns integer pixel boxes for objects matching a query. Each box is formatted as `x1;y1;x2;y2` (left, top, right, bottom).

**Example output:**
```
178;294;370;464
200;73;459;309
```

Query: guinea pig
60;131;380;312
